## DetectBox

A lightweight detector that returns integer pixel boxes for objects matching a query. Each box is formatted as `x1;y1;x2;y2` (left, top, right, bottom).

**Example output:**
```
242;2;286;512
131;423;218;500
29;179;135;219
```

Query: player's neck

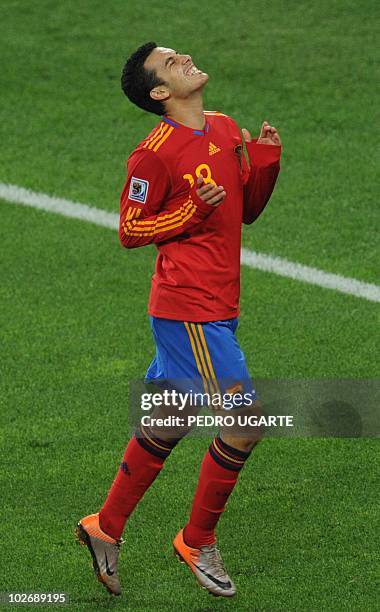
165;95;205;131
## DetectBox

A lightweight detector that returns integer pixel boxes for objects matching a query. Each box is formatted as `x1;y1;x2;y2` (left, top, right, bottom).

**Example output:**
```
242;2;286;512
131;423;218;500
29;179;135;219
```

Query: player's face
145;46;208;101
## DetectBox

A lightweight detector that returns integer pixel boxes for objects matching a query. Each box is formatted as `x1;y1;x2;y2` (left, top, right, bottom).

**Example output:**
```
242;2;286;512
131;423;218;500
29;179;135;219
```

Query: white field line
240;249;380;302
1;182;379;303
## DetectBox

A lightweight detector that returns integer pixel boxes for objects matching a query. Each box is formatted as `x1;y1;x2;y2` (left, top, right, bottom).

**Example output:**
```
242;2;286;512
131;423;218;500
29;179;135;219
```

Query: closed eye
165;52;179;68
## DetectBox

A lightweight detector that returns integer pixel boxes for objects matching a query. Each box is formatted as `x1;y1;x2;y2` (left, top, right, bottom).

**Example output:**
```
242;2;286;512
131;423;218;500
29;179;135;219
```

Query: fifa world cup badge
129;177;149;204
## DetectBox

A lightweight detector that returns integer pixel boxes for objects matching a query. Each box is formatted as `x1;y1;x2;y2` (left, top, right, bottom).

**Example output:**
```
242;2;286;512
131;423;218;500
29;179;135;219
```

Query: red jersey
119;111;281;322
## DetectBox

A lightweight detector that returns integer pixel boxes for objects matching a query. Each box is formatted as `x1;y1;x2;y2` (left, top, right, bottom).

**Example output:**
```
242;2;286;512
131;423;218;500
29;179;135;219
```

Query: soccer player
76;42;282;598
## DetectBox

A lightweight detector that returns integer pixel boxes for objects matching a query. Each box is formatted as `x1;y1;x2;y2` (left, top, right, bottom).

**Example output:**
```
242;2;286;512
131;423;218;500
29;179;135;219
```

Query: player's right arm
119;150;223;249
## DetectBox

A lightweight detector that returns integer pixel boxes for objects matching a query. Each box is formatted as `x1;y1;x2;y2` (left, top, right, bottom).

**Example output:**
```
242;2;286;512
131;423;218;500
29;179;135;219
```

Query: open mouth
185;64;202;76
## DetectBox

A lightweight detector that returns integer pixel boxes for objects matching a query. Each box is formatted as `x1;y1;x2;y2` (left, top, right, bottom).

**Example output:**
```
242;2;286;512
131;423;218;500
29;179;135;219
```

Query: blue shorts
145;317;256;405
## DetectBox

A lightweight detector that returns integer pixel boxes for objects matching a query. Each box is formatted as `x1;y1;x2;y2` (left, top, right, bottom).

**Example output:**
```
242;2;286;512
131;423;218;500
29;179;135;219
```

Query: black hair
121;42;166;116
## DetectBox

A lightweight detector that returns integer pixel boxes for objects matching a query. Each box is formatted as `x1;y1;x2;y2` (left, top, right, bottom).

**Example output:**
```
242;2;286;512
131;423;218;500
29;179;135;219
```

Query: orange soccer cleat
75;513;124;596
173;529;236;597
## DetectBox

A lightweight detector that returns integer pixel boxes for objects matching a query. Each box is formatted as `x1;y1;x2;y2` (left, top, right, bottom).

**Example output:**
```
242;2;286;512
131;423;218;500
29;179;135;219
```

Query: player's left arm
241;121;282;225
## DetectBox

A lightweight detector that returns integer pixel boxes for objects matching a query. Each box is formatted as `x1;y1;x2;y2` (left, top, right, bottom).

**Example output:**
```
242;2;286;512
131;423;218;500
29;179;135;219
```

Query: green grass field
1;1;379;610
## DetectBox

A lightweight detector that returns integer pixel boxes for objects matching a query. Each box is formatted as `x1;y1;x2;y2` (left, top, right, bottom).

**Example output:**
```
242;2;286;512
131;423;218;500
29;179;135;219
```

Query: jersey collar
162;115;210;136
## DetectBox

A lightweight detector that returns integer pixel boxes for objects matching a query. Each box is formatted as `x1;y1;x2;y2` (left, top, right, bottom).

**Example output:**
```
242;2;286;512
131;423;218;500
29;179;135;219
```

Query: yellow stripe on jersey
122;203;196;237
124;206;142;221
142;126;160;149
143;122;166;149
152;125;174;151
146;123;169;149
123;198;194;235
129;199;193;228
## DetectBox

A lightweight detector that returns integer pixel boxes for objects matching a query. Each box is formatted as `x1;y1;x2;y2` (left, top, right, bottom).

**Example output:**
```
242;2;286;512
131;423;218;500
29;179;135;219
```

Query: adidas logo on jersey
209;142;221;156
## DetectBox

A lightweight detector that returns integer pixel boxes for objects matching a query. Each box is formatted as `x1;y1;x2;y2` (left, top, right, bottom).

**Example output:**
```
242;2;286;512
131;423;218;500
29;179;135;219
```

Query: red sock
184;436;251;548
99;428;177;539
